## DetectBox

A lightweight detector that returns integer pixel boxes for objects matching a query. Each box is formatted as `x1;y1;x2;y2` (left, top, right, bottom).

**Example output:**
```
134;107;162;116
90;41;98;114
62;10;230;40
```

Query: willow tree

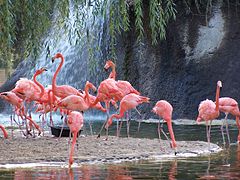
0;0;223;70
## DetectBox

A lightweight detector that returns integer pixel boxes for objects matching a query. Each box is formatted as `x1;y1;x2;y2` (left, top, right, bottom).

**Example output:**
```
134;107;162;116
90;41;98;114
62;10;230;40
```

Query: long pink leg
0;125;8;138
69;131;77;168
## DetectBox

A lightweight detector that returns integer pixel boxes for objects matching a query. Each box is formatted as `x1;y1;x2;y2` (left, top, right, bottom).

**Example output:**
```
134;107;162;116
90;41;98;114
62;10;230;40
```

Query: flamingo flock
0;52;240;168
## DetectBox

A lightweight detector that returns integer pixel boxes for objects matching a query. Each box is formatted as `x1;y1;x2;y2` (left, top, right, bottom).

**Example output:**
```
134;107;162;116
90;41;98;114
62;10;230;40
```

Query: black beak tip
104;68;108;72
175;151;177;156
51;58;55;63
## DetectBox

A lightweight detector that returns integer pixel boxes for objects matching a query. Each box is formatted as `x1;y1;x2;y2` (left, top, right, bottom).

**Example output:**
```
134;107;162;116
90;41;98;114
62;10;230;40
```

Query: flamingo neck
215;85;220;112
90;96;100;107
33;73;45;98
166;120;177;149
52;55;64;96
109;64;116;80
106;109;125;128
69;131;77;167
84;85;91;104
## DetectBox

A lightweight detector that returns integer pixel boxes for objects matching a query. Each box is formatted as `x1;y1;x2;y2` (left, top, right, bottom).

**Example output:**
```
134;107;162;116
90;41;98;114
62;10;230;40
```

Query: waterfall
28;0;110;90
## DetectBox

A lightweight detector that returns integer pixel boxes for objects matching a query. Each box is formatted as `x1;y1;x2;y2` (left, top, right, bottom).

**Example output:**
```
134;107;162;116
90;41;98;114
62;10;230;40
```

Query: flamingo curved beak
52;57;55;63
78;89;84;94
104;67;109;72
92;86;97;92
152;107;157;114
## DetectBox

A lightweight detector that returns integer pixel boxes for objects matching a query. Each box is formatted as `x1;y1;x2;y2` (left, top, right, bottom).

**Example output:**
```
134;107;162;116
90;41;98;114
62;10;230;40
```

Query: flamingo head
104;60;115;70
86;81;97;92
52;53;63;62
196;116;202;124
217;80;222;88
151;106;157;114
35;67;47;75
0;92;8;96
78;89;84;94
0;92;8;100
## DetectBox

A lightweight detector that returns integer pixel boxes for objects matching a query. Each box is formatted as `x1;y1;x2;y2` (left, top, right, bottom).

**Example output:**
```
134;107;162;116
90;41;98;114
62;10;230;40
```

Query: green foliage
134;0;144;42
0;0;177;69
149;0;176;44
0;0;55;68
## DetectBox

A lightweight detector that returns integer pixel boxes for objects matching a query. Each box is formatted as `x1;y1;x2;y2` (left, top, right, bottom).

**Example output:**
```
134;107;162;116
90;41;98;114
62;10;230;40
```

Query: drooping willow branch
0;0;231;70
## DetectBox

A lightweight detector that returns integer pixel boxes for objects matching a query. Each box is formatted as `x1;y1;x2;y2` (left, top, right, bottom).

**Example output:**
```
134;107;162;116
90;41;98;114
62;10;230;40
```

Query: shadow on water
1;119;240;179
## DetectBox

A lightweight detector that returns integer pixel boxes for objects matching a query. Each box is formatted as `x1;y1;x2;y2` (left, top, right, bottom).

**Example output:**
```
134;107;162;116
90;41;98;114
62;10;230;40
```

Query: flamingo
0;91;24;111
94;60;140;138
11;67;48;136
67;111;84;168
196;80;222;150
104;60;140;95
104;60;116;79
56;81;105;136
218;97;240;144
0;91;25;136
90;78;124;136
57;81;106;113
104;93;150;139
12;67;47;102
51;53;83;99
152;100;177;154
0;125;8;138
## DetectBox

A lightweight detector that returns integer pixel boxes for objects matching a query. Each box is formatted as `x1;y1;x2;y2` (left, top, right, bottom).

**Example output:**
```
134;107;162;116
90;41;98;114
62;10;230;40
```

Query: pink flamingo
104;60;116;79
0;92;40;136
196;80;222;150
57;81;106;113
104;60;140;95
12;67;47;102
104;93;150;139
218;97;240;144
57;81;105;136
90;78;124;135
51;53;83;99
11;67;48;135
152;100;177;154
67;111;84;168
94;60;140;138
0;125;8;138
0;91;25;136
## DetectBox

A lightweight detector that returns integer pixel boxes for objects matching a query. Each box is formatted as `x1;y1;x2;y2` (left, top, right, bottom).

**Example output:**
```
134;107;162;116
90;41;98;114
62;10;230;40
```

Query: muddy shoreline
0;129;222;166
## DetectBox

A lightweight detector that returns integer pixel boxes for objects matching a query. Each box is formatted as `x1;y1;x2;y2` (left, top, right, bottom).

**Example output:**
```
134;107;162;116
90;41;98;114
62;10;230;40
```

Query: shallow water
1;116;240;179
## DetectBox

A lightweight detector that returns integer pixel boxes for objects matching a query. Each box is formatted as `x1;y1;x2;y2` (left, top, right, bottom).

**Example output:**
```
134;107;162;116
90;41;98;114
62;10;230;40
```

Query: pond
0;115;240;179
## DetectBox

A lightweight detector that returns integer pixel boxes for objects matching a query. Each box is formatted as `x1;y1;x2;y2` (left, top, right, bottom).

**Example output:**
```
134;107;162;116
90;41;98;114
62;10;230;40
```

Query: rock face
1;2;239;120
115;2;240;119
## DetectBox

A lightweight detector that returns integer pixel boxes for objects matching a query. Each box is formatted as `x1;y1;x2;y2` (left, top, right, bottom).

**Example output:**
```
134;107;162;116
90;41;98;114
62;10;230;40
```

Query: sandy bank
0;130;222;167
